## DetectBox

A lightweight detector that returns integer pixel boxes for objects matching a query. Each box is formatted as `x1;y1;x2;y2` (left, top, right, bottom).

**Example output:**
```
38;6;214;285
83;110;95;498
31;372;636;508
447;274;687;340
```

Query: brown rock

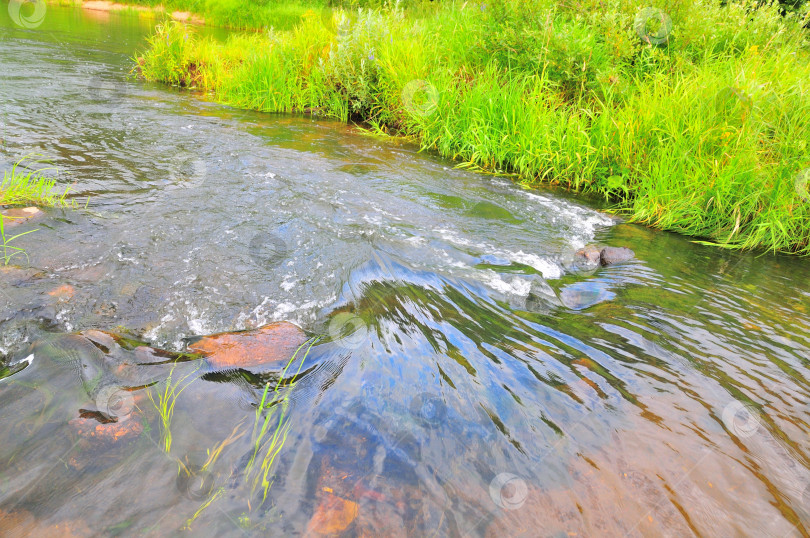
1;207;44;228
69;411;143;443
188;321;309;370
0;509;92;537
0;265;43;284
80;329;117;350
48;284;75;301
574;245;602;266
306;494;359;536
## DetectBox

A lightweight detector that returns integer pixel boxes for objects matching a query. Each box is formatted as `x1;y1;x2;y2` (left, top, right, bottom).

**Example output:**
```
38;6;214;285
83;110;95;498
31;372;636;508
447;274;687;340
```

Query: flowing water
2;6;810;537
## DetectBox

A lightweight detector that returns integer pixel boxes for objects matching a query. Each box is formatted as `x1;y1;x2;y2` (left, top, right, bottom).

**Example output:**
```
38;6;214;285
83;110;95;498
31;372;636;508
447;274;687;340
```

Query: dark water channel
2;5;810;537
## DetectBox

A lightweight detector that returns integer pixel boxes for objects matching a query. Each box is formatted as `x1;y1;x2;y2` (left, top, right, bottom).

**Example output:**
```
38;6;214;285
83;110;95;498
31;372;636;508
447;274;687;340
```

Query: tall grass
0;156;78;265
137;0;810;254
245;336;318;505
0;156;74;207
148;363;201;453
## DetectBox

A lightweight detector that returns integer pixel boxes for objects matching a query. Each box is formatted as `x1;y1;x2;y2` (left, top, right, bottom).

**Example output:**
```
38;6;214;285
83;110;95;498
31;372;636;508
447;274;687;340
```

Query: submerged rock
48;284;76;301
0;265;45;285
523;276;563;313
187;321;309;370
0;206;44;228
573;245;602;270
571;245;635;271
307;494;360;535
0;508;91;537
600;246;635;266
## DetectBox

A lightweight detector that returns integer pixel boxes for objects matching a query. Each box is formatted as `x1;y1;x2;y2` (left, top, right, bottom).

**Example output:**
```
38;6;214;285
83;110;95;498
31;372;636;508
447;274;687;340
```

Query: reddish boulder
188;321;310;370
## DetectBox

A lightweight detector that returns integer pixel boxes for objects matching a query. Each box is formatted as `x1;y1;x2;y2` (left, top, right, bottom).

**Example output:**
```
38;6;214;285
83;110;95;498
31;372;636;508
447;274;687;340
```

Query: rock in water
187;321;310;370
570;245;602;273
599;246;635;266
0;207;44;228
575;245;601;265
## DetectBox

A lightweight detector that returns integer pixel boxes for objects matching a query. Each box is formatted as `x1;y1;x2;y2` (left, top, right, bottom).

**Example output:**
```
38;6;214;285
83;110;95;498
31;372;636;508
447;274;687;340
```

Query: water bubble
248;232;288;268
168;150;207;187
634;7;673;46
489;472;528;510
795;168;809;203
86;76;128;104
95;384;135;422
175;462;215;501
409;392;447;429
401;80;439;118
8;0;46;29
327;312;368;350
721;400;761;439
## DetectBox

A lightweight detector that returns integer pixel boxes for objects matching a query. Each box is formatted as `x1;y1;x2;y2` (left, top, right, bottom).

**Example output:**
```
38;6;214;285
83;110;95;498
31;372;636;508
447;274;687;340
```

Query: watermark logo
87;76;128;104
401;80;439;118
327;311;368;350
320;0;357;35
168;150;207;187
176;461;215;501
409;392;447;429
95;384;135;422
715;86;752;126
795;168;809;203
248;232;288;268
634;7;673;46
489;472;528;510
721;400;761;438
8;0;46;29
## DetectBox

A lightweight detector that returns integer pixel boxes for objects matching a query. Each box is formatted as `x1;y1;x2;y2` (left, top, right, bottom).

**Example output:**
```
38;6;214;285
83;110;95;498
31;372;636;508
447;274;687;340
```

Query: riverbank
137;0;809;255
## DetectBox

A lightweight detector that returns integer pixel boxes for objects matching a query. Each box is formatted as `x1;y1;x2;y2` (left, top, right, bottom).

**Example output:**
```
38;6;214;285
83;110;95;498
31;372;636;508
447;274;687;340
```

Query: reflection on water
3;6;810;537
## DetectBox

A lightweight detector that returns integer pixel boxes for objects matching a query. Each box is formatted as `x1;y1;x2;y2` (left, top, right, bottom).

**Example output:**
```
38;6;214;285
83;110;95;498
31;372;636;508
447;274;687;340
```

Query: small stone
599;246;635;266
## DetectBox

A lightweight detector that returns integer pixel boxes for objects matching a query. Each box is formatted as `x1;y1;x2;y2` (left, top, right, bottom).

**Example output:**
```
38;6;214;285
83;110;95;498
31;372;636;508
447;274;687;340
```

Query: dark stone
599;247;635;266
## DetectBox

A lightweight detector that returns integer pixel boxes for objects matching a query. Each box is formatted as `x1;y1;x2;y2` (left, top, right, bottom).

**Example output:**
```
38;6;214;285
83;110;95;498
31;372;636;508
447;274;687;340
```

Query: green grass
245;337;318;504
147;362;202;453
136;0;810;254
0;156;78;265
0;156;74;207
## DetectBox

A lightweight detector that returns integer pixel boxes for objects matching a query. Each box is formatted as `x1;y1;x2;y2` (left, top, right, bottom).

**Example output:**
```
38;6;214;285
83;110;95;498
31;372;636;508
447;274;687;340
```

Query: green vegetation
137;0;810;254
148;362;201;453
245;337;318;504
0;156;77;265
0;156;74;207
0;219;37;265
88;0;325;29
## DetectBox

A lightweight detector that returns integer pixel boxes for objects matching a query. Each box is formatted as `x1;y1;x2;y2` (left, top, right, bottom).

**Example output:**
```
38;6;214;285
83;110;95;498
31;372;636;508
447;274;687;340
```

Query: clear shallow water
2;6;810;537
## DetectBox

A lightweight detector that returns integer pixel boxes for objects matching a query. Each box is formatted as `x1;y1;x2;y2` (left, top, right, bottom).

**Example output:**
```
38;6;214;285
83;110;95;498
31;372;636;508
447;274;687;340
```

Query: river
2;5;810;537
